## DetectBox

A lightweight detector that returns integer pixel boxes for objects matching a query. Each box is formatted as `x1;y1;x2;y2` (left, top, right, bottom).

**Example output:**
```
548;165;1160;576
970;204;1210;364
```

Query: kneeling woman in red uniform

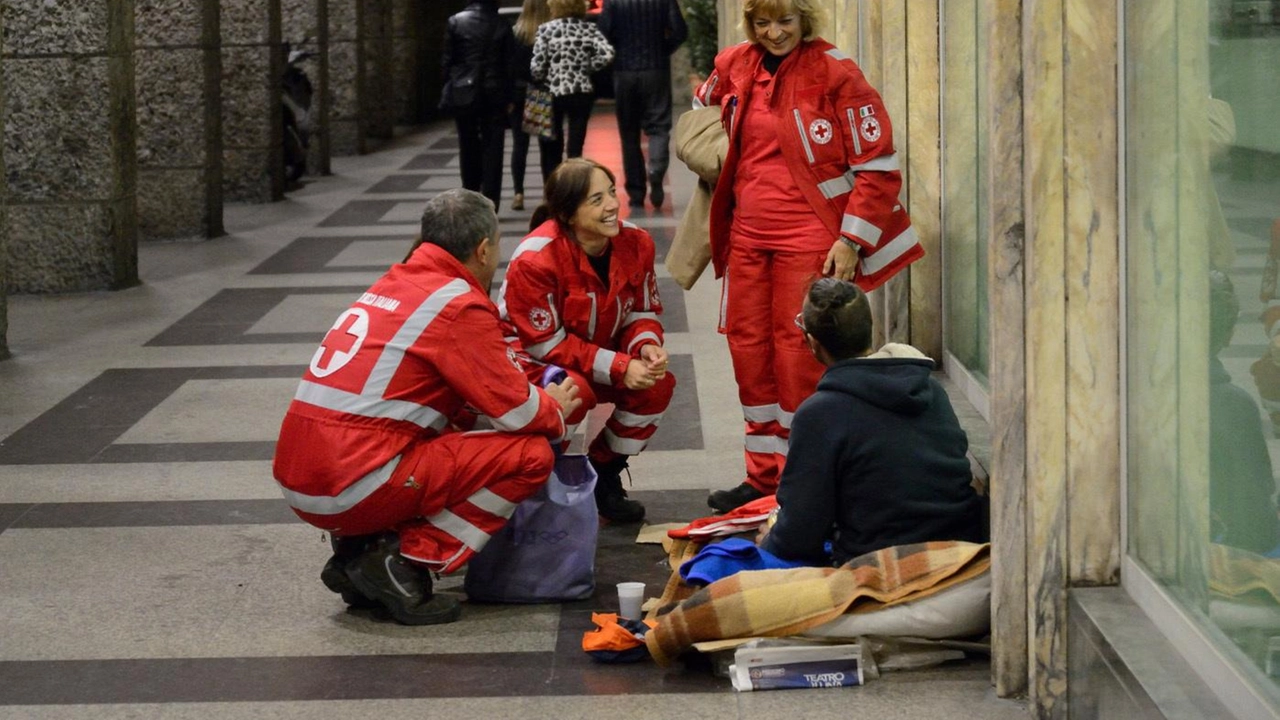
499;158;675;523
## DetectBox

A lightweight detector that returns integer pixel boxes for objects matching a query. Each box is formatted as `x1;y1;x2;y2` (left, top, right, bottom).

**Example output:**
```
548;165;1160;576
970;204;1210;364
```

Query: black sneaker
707;482;766;513
591;455;646;523
320;535;380;609
344;534;462;625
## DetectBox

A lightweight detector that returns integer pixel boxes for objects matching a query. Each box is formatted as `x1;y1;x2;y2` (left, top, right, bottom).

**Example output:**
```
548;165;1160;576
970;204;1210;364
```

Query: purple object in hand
540;365;568;387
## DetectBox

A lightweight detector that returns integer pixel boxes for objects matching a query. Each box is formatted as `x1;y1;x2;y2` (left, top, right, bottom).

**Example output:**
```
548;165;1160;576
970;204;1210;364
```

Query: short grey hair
410;189;499;262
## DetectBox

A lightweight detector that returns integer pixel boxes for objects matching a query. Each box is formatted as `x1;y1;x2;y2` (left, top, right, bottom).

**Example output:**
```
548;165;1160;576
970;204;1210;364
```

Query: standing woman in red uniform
695;0;924;512
499;158;675;523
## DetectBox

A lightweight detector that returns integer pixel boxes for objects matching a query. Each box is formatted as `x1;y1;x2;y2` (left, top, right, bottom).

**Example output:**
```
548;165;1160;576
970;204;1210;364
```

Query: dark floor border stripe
2;499;297;530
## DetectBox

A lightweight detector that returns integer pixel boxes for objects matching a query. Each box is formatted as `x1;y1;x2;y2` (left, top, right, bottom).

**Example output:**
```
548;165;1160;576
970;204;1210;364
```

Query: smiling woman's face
752;8;801;57
568;168;620;250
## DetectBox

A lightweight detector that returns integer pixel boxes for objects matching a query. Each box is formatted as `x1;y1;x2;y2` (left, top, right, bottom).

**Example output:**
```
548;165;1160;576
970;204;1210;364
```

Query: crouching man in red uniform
273;189;582;625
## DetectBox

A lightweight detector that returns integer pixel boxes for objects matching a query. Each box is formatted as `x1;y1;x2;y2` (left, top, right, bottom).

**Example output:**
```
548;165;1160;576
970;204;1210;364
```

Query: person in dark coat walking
758;278;984;565
598;0;688;209
442;0;516;208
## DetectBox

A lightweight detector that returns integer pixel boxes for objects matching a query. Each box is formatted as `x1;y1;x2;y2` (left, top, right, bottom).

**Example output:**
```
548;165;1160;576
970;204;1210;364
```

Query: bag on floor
522;85;556;140
464;453;598;602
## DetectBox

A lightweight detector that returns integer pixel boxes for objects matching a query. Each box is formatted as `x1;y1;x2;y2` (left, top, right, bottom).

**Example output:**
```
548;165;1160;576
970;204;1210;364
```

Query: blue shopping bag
463;454;599;603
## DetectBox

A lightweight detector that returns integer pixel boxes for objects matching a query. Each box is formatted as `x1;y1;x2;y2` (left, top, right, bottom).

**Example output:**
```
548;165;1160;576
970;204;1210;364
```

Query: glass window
1126;0;1280;707
942;0;990;386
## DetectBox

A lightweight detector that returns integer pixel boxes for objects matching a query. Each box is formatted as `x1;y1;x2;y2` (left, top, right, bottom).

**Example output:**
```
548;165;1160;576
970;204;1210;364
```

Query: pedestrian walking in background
598;0;688;210
508;0;551;211
441;0;516;209
530;0;615;184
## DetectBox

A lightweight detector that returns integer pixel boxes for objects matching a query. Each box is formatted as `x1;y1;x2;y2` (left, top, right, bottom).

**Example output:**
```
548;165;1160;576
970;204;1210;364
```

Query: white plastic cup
616;581;646;620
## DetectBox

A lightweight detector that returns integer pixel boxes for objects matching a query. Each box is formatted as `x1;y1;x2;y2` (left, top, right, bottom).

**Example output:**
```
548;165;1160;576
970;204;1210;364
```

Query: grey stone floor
0;108;1028;719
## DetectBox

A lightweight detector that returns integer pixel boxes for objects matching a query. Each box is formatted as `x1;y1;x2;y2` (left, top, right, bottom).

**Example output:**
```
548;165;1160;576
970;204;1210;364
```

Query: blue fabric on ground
678;537;811;586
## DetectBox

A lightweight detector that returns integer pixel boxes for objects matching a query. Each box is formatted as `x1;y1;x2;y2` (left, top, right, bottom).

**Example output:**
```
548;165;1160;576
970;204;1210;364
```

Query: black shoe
320;535;380;609
591;455;646;523
707;482;766;514
628;195;645;209
649;175;665;208
344;534;462;625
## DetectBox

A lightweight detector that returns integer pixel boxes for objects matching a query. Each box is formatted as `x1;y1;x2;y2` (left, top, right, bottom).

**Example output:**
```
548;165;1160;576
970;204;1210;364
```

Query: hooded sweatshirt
760;344;983;565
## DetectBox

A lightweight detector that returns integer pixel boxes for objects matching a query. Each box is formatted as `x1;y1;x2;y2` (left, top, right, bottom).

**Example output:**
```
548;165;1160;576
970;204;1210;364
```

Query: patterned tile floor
0;107;1027;718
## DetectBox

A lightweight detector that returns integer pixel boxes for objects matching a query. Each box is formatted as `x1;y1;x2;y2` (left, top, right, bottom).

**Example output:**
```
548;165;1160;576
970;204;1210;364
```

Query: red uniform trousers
291;432;555;574
558;368;676;464
721;242;826;494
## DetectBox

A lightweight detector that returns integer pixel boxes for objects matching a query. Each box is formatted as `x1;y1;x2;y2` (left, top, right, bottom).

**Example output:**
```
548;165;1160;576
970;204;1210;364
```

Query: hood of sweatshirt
816;343;937;416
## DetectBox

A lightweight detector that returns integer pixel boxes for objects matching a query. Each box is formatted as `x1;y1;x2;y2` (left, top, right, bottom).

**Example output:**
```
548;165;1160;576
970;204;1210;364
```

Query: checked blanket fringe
644;541;991;666
1209;541;1280;603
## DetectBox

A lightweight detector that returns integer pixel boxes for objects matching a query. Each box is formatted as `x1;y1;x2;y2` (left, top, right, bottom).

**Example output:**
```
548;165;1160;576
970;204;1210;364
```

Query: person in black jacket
442;0;516;209
758;278;984;565
598;0;687;209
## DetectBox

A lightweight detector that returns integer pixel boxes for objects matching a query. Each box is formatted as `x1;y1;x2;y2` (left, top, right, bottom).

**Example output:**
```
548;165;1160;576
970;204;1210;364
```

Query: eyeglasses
793;312;806;333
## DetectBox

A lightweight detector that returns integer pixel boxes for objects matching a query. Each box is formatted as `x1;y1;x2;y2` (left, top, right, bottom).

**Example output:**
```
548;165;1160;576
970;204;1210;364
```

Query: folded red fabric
667;495;779;540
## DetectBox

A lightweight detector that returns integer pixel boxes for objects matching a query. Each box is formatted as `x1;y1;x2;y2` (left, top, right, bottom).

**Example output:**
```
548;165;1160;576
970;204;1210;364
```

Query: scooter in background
283;39;316;186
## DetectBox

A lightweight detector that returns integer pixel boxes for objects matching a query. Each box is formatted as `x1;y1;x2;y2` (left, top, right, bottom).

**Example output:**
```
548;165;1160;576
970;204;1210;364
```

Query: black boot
648;172;665;208
320;534;380;609
591;455;646;523
707;482;767;514
344;533;461;625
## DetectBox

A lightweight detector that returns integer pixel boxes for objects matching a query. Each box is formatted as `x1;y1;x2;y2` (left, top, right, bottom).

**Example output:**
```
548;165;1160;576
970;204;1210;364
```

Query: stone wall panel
5;205;124;293
221;1;274;45
135;0;204;46
222;147;273;203
220;45;274;148
4;2;111;55
137;169;208;238
136;48;207;167
4;57;115;201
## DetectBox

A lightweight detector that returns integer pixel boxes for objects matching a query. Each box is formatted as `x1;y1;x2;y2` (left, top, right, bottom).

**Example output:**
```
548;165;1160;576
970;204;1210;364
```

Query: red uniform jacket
499;219;665;387
273;243;566;509
695;39;923;291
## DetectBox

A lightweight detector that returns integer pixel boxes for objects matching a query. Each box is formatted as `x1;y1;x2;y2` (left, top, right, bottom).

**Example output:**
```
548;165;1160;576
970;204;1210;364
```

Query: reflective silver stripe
510;235;555;262
626;331;661;354
611;297;625;338
742;403;780;424
593;348;619;385
793;109;815;163
424;508;491;551
468;488;518;518
719;274;730;329
365;279;469;397
744;435;789;455
279;454;400;515
817;171;854;199
841;214;883;246
492;384;542;432
623;311;659;327
846;108;862;156
850;153;901;173
526;328;567;358
587;292;598;339
621;220;638;230
779;408;795;429
861;225;920;276
603;429;647;455
295;381;448;430
826;48;850;61
612;409;664;428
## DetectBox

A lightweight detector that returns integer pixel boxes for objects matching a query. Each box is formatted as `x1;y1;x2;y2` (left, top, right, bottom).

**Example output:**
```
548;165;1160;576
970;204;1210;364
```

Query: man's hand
544;377;582;419
623;358;659;390
822;240;859;281
639;344;669;379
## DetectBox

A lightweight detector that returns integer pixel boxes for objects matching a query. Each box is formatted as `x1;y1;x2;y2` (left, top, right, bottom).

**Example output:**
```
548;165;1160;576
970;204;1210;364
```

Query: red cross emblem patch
310;308;369;378
859;116;882;143
809;118;834;145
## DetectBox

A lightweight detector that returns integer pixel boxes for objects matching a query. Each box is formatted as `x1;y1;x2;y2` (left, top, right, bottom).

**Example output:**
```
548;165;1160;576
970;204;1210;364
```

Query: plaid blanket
645;541;990;666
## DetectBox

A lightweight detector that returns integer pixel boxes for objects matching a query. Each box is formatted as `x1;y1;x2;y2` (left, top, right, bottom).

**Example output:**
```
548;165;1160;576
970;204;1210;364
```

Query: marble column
904;1;942;361
3;0;138;293
221;0;283;203
282;0;328;175
984;0;1028;700
359;0;393;144
136;0;223;240
327;0;360;155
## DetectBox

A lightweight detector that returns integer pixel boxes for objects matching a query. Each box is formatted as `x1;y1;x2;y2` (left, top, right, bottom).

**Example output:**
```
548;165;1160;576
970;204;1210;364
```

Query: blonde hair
514;0;551;45
742;0;824;43
548;0;587;19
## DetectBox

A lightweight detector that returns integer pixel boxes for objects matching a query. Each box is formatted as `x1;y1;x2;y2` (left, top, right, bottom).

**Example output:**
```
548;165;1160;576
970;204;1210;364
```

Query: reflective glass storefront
1125;0;1280;710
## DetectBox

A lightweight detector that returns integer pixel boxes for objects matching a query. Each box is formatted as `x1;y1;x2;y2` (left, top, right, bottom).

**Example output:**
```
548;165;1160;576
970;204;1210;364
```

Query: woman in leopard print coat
531;0;615;183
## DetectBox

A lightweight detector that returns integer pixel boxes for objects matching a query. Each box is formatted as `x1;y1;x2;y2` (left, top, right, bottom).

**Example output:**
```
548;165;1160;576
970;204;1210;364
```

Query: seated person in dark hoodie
759;278;984;566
